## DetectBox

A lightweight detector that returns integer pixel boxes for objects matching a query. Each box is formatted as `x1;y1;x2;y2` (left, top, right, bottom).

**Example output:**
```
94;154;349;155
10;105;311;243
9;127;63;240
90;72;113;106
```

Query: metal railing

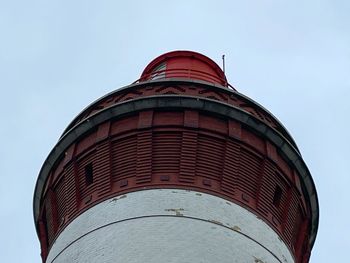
136;68;235;89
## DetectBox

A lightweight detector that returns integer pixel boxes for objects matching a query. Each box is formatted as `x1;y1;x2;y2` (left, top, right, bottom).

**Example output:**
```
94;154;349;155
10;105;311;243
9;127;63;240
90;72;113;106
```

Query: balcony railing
137;68;235;89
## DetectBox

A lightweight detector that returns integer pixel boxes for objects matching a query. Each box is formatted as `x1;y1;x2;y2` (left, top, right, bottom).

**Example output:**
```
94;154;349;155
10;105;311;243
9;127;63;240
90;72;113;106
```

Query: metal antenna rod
222;54;225;74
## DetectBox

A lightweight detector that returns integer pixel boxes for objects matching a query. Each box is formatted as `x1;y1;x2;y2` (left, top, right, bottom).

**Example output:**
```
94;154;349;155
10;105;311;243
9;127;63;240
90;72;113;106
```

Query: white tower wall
47;189;294;263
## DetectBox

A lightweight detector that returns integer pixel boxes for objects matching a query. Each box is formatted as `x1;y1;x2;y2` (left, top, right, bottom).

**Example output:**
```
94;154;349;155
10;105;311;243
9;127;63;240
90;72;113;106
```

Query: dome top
140;50;228;87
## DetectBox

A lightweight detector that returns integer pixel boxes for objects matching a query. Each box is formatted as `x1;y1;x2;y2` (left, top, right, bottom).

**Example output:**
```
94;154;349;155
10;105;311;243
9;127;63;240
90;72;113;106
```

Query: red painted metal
38;109;309;262
140;50;229;87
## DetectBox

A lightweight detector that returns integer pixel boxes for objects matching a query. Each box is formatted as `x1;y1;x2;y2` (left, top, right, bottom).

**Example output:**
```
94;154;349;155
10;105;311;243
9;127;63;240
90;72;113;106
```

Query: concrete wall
47;189;294;263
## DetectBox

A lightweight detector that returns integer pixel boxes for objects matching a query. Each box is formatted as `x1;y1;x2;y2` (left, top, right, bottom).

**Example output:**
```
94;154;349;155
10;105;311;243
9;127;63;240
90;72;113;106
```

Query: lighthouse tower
33;51;318;263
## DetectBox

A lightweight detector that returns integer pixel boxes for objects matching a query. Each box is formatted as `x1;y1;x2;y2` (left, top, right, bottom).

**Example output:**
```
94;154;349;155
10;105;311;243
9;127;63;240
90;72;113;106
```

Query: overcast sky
1;1;349;262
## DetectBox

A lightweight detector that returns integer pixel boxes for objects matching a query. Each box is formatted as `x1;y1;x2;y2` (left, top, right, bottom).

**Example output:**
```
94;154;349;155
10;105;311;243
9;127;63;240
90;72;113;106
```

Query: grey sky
1;1;349;262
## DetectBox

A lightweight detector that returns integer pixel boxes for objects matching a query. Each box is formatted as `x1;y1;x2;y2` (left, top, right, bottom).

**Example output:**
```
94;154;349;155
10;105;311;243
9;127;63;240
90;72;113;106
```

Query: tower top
34;51;319;263
140;50;228;87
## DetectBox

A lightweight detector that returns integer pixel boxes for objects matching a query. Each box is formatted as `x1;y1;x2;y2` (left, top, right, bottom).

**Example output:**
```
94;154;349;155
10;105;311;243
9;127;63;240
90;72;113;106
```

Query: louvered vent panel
257;160;290;225
221;140;240;194
64;163;77;216
152;132;182;175
292;206;304;249
179;132;197;183
95;141;111;195
283;188;300;245
272;172;289;223
77;151;97;200
44;197;54;246
54;177;66;225
136;131;152;183
196;135;224;181
238;149;262;199
257;160;275;216
111;135;137;182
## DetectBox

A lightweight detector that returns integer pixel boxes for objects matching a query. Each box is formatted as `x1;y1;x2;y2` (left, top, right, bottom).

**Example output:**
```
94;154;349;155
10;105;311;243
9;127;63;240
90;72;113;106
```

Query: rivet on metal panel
241;193;250;202
120;180;128;187
160;175;170;181
203;179;212;186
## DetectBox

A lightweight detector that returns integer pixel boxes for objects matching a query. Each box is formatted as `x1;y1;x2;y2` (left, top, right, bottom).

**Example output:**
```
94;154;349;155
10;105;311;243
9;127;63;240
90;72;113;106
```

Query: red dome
140;50;228;87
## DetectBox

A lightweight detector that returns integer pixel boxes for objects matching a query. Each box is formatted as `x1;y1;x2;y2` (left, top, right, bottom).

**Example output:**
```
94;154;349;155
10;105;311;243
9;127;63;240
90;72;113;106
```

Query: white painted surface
47;189;294;263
